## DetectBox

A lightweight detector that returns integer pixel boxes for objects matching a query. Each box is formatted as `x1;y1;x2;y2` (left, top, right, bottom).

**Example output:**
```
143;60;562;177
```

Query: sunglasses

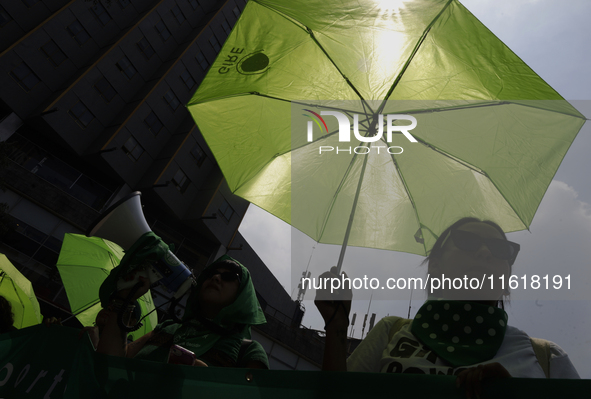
202;268;241;283
441;229;520;262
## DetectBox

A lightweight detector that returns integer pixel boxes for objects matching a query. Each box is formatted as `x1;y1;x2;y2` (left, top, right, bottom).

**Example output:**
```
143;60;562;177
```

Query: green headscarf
184;255;266;327
135;255;266;365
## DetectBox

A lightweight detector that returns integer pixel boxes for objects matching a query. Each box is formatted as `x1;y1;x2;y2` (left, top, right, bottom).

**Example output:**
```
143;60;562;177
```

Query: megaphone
87;191;193;299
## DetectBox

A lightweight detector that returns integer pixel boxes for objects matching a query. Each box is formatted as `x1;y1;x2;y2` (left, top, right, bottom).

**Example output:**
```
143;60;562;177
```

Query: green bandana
410;300;508;367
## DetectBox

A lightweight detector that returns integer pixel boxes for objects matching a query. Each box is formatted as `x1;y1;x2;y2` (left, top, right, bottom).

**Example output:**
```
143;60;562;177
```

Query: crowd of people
2;217;581;398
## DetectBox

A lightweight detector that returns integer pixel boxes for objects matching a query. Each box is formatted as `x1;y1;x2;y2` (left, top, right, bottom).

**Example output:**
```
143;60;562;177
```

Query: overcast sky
239;0;591;377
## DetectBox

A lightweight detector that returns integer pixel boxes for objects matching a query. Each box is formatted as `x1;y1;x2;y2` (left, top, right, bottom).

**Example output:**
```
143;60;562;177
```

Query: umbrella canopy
0;253;42;329
187;0;586;257
56;234;157;339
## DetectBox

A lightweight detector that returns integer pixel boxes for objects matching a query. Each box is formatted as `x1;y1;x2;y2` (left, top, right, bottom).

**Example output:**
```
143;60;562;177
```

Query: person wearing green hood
95;255;269;369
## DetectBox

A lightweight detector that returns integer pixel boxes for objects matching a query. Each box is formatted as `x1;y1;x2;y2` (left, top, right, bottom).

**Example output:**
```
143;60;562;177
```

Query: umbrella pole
335;152;370;274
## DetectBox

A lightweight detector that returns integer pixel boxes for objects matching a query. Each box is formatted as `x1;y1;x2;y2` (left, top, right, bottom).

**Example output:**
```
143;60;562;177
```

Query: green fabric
239;339;269;367
133;319;269;368
98;232;167;308
1;325;589;398
135;255;266;366
411;300;508;367
0;253;41;328
184;255;266;326
187;0;586;255
56;234;157;340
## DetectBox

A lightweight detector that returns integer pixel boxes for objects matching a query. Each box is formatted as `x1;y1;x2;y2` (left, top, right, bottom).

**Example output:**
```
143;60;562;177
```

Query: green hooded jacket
134;255;268;368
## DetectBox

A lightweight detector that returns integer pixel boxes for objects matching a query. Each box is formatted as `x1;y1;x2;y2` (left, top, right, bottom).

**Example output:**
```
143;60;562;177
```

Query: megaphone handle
115;281;145;333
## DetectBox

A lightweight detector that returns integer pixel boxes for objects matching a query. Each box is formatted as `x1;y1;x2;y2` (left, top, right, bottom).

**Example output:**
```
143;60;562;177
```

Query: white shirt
347;317;580;378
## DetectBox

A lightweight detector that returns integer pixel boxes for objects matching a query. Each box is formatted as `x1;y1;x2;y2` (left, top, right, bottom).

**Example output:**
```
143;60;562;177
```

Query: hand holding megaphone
87;192;195;332
117;275;151;301
111;236;193;298
98;231;194;311
88;192;194;301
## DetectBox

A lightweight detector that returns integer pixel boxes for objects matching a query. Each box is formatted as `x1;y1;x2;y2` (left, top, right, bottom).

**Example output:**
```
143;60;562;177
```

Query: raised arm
95;277;151;357
314;267;352;371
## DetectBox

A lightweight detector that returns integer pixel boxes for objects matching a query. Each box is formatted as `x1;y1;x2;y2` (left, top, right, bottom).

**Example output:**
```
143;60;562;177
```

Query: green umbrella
56;234;157;340
187;0;586;269
0;253;42;329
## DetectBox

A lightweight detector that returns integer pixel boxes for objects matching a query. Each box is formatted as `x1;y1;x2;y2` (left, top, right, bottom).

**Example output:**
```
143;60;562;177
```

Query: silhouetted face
428;222;512;302
198;267;241;318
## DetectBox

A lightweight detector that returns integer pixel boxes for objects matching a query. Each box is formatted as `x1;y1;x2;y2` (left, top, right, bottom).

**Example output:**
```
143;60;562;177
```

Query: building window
21;0;40;7
172;5;185;24
10;62;40;92
118;0;131;9
122;136;144;161
163;90;180;111
189;0;199;10
218;199;234;222
67;20;91;45
221;20;231;36
116;56;136;79
91;3;112;26
41;40;67;67
155;20;171;41
137;37;155;59
0;5;12;26
172;168;190;193
190;143;205;166
68;101;95;128
209;35;220;53
180;69;195;90
144;111;163;135
232;6;240;19
195;51;209;71
94;77;117;103
7;135;115;210
7;217;49;257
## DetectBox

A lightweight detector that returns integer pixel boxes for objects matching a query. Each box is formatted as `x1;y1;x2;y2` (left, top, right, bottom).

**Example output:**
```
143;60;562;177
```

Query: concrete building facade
0;0;324;369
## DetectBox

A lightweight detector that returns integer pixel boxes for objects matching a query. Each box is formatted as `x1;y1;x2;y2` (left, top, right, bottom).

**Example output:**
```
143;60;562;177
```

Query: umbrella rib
392;99;587;176
225;94;375;198
382;139;426;251
416;136;486;176
243;2;373;108
380;135;449;254
291;108;374;150
70;299;101;317
504;101;588;120
378;0;455;110
227;107;371;197
235;93;375;153
253;1;313;35
317;149;366;239
382;100;588;121
303;26;370;107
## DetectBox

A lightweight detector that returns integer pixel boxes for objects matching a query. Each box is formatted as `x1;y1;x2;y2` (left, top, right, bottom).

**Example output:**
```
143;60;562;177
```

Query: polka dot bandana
410;300;508;367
